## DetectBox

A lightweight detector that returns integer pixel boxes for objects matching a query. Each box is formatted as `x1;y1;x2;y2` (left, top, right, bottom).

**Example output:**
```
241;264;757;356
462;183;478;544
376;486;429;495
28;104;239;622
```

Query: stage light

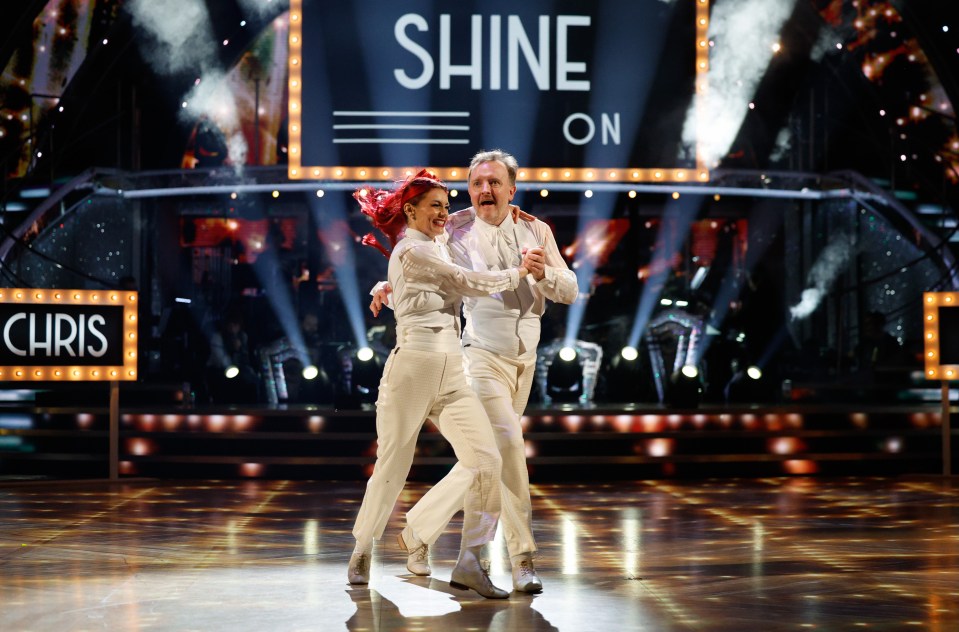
302;365;319;381
337;346;383;408
225;365;240;379
605;346;651;403
545;347;584;404
666;365;703;409
746;365;762;380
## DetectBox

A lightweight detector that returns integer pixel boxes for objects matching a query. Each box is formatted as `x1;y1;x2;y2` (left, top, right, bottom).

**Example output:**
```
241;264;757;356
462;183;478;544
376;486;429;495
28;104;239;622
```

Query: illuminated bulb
621;346;639;361
746;366;763;380
272;190;280;198
302;365;319;380
681;365;699;379
584;190;593;198
225;365;240;379
628;191;637;198
559;347;577;362
672;192;680;199
356;347;375;362
540;189;548;198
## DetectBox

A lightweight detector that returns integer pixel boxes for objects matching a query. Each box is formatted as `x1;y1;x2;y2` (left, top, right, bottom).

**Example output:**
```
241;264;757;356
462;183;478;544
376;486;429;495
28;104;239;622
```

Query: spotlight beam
309;198;369;350
252;248;311;367
627;195;704;349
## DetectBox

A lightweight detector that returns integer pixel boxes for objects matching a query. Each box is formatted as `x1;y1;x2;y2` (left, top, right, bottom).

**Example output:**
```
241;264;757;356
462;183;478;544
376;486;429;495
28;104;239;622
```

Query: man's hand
370;284;392;317
510;205;537;223
521;246;546;281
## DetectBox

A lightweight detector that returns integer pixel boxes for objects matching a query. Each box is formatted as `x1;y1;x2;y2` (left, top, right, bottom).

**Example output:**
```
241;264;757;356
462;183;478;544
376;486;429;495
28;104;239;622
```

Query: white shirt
446;208;578;358
388;228;521;334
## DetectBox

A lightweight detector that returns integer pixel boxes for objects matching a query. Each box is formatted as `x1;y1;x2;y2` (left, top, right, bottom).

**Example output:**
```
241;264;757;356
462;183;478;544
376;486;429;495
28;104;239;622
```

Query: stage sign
288;0;709;183
923;292;959;380
0;289;138;381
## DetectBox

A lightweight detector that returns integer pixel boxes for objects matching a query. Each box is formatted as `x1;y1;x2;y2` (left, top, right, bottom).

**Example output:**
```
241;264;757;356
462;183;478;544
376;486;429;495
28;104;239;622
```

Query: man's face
468;160;516;225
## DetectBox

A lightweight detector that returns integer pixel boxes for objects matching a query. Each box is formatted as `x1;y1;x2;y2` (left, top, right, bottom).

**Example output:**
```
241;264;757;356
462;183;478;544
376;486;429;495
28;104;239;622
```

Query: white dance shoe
397;527;431;576
347;551;370;585
511;554;543;593
450;548;509;599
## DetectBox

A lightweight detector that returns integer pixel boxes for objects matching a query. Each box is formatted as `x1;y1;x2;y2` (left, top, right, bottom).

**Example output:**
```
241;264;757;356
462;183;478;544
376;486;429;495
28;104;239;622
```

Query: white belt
396;327;462;353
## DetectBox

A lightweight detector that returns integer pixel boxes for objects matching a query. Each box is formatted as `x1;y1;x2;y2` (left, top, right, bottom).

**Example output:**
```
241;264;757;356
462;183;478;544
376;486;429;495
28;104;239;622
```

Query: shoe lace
352;553;370;575
410;543;429;563
517;559;535;577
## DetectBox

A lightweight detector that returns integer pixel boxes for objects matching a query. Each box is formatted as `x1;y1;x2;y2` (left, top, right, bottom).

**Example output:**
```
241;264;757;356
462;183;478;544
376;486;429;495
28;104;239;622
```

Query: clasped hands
369;205;543;317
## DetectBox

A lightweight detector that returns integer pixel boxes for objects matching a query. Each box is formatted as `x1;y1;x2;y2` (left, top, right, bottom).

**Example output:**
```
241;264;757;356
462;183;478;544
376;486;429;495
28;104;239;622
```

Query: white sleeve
399;242;520;297
530;220;578;304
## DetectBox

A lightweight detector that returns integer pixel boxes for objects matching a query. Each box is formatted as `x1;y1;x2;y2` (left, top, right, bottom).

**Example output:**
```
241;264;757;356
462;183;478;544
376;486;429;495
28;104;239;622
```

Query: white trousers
407;346;537;558
351;344;502;550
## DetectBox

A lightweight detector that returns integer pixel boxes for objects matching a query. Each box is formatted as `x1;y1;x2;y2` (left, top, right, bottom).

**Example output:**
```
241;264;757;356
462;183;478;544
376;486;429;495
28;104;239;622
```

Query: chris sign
288;0;709;183
0;289;138;381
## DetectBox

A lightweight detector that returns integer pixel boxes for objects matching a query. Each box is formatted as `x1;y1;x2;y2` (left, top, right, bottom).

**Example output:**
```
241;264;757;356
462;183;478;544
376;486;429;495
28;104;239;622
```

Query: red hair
355;168;448;257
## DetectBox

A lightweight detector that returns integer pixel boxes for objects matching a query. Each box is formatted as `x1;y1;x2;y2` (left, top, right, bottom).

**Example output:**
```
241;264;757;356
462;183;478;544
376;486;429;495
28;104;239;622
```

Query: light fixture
666;365;702;408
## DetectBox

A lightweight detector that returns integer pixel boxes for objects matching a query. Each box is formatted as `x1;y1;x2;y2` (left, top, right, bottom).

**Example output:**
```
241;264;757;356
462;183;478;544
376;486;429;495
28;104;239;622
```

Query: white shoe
511;554;543;593
450;548;509;599
397;527;431;576
348;551;371;585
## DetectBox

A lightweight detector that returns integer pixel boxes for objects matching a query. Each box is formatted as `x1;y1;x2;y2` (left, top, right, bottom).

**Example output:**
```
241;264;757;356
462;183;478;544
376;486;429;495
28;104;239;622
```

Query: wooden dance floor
2;477;958;631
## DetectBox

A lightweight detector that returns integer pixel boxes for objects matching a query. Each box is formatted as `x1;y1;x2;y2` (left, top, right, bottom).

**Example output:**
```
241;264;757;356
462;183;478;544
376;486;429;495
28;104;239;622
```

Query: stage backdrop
288;0;709;183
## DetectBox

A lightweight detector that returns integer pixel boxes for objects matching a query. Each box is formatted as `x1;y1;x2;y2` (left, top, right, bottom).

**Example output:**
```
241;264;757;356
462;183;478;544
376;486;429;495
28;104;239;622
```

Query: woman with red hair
348;170;531;599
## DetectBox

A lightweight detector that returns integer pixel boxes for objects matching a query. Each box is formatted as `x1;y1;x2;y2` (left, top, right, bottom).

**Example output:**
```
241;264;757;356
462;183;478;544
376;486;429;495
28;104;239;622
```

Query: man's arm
530;220;578;305
369;283;391;317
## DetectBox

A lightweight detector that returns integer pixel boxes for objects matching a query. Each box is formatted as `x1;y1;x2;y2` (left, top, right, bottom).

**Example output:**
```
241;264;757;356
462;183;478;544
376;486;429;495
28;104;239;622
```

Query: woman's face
407;188;450;239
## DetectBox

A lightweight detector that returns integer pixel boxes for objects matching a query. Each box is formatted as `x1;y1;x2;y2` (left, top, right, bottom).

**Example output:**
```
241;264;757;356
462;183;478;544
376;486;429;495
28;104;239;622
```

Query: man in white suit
375;149;578;593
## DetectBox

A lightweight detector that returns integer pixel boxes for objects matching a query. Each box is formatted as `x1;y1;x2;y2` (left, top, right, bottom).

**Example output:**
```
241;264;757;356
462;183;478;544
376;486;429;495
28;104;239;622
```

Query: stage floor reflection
2;477;958;631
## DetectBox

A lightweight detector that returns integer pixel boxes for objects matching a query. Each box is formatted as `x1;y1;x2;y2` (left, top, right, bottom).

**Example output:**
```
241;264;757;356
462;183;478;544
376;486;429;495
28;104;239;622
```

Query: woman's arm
399;241;527;297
